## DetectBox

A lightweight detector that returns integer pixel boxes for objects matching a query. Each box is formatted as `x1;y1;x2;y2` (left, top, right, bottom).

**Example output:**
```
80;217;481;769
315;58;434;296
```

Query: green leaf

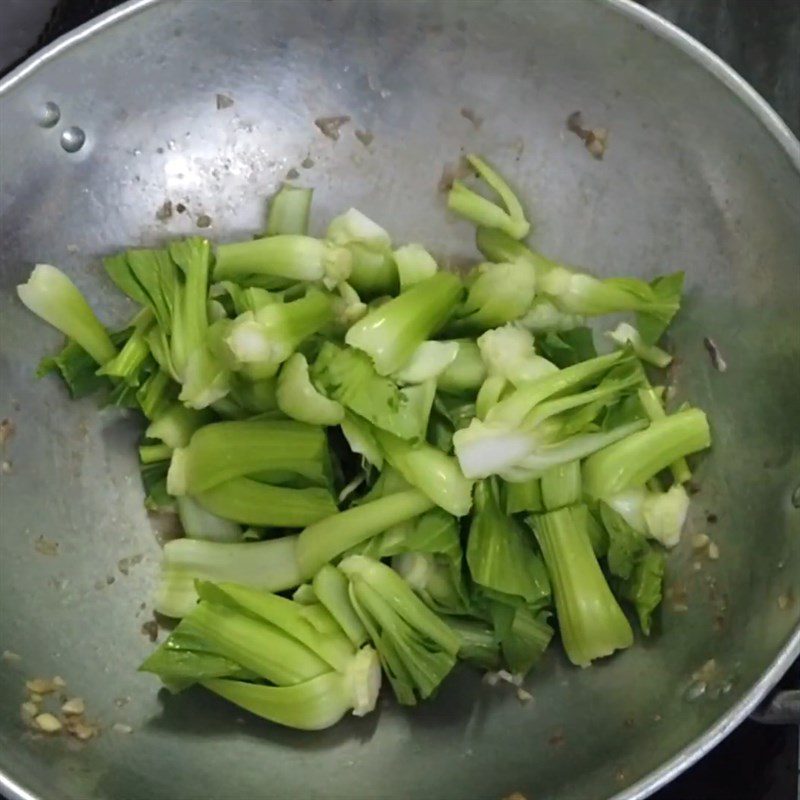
311;343;435;442
341;555;460;704
599;502;649;580
636;272;684;345
536;328;597;368
617;548;665;635
467;481;550;607
488;600;553;676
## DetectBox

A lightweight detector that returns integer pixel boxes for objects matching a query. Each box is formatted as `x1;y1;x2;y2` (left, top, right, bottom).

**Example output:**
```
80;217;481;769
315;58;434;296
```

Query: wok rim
0;2;797;800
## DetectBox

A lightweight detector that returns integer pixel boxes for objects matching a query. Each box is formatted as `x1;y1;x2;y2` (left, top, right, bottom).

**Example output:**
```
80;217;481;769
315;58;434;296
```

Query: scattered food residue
286;167;300;180
685;658;734;701
141;617;159;643
438;157;471;193
114;696;131;708
1;460;12;474
34;536;59;556
0;418;15;448
117;554;144;576
460;107;483;129
615;769;628;783
706;512;718;524
112;722;133;735
548;728;566;748
777;591;794;610
63;714;100;741
691;533;719;561
175;202;187;214
2;650;21;664
691;533;710;550
692;658;718;684
314;115;351;141
566;111;608;160
703;337;727;372
483;669;522;688
155;200;173;221
33;713;62;733
665;581;689;613
301;156;315;169
503;793;528;800
61;697;85;716
26;677;62;695
515;687;533;703
354;129;374;147
22;675;101;741
196;214;212;229
216;93;234;110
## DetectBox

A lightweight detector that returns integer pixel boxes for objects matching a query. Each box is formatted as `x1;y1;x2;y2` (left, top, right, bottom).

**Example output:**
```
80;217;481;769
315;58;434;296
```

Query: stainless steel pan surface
0;2;798;799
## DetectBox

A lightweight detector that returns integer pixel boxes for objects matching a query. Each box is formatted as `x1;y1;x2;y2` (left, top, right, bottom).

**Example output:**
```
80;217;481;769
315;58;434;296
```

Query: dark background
1;2;798;799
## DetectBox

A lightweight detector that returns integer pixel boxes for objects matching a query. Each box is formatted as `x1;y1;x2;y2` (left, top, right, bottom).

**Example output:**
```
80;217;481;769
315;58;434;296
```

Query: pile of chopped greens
19;155;711;731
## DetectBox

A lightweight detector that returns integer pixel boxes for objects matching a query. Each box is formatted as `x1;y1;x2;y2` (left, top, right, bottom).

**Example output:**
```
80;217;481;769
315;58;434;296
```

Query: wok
0;1;798;799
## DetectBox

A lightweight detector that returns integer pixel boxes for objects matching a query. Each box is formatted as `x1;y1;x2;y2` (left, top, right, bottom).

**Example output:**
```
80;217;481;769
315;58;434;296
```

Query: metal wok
0;1;798;798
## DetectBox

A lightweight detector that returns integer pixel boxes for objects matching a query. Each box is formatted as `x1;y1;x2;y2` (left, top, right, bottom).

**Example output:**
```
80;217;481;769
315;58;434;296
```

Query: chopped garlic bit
707;542;720;560
34;712;62;733
1;650;21;663
691;533;710;550
26;677;57;695
20;701;38;718
62;697;85;716
112;722;133;734
516;687;533;703
692;658;717;682
496;669;515;685
64;715;99;741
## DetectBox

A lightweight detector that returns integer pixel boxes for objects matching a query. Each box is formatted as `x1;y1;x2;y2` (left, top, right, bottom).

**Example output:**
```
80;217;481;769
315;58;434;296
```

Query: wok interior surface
0;1;798;799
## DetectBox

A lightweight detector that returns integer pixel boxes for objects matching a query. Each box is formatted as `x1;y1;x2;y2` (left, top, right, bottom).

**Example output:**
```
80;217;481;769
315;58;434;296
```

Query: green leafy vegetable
532;505;633;667
20;153;712;733
276;353;345;425
373;428;474;516
214;235;351;285
436;340;487;395
312;343;435;442
340;555;460;704
582;408;710;499
18;264;117;365
345;272;462;376
394;244;438;291
467;481;550;607
448;155;530;239
266;184;313;236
